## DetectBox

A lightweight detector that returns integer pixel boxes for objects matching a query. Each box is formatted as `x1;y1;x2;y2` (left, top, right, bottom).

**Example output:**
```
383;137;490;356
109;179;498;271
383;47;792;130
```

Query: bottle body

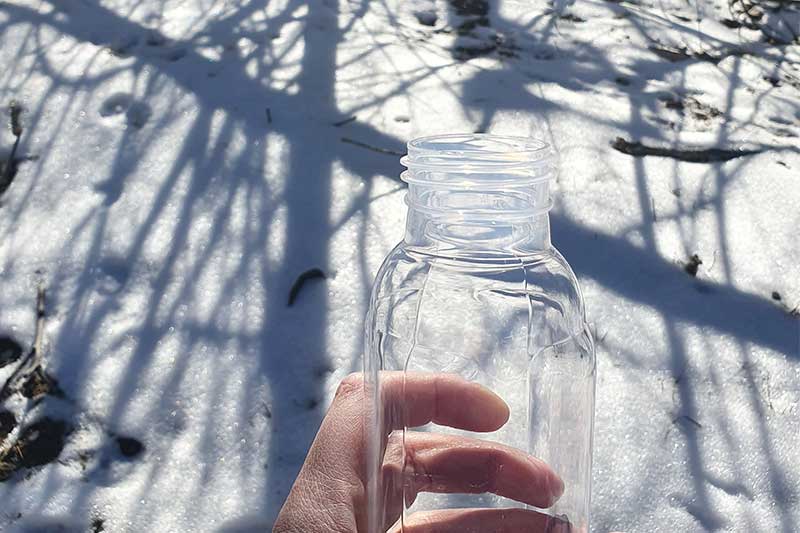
363;134;595;532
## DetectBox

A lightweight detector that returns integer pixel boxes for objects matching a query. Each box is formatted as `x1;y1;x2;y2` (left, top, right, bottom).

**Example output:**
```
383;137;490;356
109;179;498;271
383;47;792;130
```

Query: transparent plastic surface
364;134;595;532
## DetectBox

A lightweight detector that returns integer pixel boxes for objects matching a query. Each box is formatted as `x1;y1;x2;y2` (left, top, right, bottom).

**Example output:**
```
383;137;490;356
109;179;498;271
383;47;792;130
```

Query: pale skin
274;372;595;533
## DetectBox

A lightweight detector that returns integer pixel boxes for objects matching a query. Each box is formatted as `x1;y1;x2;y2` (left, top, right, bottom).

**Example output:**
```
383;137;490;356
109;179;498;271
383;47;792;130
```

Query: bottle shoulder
370;242;586;316
366;242;593;362
373;243;580;287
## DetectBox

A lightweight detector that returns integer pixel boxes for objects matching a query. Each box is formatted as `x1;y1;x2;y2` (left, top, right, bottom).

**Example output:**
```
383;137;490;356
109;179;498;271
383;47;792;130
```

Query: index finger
381;372;510;434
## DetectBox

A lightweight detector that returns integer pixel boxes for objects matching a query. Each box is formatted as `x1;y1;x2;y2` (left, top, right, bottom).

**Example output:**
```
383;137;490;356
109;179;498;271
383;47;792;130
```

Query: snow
0;0;798;531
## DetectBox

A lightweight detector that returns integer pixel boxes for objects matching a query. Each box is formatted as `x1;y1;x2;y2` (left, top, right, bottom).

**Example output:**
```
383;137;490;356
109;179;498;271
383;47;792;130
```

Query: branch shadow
0;0;797;531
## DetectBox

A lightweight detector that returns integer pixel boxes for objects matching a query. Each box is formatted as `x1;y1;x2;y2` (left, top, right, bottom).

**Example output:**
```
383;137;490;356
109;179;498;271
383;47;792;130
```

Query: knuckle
382;431;404;472
335;372;364;400
484;454;501;493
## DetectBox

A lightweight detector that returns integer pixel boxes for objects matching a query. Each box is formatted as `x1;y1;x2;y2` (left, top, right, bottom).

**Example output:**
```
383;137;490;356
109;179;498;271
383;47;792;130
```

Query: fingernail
552;473;565;500
544;514;573;533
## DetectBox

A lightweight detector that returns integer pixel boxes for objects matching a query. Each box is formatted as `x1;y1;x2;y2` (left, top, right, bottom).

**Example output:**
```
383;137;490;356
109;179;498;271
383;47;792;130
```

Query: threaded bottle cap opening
401;133;556;187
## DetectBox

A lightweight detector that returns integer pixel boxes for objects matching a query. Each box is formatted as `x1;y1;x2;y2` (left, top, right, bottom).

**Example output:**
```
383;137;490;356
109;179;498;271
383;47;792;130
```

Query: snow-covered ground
0;0;798;531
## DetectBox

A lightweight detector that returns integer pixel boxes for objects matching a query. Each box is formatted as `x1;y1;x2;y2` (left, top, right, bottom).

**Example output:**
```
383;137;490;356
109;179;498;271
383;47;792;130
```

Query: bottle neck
400;133;556;258
403;183;552;256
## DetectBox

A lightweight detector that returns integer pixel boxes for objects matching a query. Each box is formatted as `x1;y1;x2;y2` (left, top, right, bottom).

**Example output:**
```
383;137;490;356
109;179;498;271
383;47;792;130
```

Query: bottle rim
401;133;556;185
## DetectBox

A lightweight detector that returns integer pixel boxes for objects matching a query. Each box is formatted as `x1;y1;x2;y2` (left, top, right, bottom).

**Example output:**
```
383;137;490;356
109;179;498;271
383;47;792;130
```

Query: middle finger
383;430;564;509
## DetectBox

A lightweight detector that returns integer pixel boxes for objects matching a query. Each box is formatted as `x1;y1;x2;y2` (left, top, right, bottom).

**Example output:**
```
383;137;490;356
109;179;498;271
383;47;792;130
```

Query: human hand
274;372;572;532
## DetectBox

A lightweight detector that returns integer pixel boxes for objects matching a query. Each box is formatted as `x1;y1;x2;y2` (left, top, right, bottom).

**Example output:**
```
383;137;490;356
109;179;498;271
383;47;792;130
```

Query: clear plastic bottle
363;134;595;532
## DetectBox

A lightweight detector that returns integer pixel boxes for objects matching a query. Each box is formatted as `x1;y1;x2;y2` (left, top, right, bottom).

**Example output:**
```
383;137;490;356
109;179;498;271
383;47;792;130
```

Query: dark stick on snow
341;137;405;157
287;268;327;307
647;44;744;64
673;415;703;429
333;116;357;127
611;137;762;163
10;102;22;137
1;102;23;196
266;108;272;124
34;285;45;357
0;286;45;401
684;254;702;277
0;136;20;196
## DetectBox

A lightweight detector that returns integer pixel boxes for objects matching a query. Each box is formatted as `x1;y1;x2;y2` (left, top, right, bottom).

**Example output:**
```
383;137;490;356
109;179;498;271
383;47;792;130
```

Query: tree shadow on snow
0;0;797;531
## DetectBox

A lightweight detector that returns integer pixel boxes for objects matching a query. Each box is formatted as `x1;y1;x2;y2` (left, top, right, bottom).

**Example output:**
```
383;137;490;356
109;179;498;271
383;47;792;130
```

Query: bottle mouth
401;133;556;187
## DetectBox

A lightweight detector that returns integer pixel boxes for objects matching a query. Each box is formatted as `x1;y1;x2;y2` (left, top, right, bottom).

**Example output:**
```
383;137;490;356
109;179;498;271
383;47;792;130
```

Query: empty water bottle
363;134;595;532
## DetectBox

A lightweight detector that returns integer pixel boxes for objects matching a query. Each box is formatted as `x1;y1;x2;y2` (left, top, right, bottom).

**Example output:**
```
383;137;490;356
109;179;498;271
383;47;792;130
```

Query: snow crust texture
0;0;798;531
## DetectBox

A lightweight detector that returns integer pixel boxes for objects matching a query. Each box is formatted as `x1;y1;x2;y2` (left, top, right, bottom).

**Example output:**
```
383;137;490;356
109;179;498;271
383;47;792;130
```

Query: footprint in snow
99;93;152;129
94;256;130;294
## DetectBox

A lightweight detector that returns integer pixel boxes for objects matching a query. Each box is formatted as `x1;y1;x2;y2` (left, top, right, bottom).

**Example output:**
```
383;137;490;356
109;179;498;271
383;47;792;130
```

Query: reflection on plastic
364;134;596;532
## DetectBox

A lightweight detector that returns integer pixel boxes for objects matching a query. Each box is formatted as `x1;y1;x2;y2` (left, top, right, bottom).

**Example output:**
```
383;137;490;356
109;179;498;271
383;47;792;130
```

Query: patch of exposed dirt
0;417;71;481
0;337;23;369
